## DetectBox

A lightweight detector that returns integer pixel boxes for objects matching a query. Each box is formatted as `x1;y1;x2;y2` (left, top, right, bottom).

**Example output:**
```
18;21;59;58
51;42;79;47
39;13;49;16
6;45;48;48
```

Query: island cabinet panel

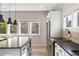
0;40;8;47
0;49;20;56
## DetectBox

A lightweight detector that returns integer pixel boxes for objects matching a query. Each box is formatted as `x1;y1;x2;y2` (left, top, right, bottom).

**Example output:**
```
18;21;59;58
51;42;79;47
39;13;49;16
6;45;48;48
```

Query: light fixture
7;3;12;24
13;20;17;25
13;3;17;25
0;15;4;23
7;17;12;24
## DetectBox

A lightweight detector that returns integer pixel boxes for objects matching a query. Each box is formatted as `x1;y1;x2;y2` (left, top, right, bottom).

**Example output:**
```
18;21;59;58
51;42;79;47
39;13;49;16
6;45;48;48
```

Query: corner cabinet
47;11;62;37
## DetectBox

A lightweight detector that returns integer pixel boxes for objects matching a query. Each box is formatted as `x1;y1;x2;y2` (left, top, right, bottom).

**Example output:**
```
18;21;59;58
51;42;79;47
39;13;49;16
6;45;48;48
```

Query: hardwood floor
31;46;48;56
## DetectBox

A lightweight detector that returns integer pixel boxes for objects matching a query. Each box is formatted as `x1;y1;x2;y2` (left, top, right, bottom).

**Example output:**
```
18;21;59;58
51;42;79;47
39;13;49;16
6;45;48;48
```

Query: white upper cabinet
47;11;62;37
1;3;15;11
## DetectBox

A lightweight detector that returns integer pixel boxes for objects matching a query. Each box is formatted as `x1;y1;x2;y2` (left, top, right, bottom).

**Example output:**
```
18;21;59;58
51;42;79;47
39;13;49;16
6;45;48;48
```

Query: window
0;22;7;34
66;15;72;27
31;22;40;35
64;14;72;30
19;21;40;35
10;24;17;34
20;22;28;34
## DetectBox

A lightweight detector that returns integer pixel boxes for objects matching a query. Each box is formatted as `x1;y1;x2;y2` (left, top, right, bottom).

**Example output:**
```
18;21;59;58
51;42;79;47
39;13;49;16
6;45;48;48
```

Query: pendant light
0;15;4;23
13;3;17;25
7;3;12;24
0;5;4;23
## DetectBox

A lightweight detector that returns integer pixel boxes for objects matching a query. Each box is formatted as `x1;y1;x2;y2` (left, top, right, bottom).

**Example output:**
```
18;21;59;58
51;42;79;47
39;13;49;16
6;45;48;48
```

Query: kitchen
0;3;79;56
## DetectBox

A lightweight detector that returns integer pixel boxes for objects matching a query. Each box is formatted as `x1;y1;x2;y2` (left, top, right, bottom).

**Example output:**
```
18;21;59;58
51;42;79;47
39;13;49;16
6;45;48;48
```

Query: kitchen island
0;37;31;56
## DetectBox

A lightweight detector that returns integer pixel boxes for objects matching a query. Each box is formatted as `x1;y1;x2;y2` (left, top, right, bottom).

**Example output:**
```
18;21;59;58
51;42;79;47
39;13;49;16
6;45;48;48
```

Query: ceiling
0;3;62;11
0;3;77;11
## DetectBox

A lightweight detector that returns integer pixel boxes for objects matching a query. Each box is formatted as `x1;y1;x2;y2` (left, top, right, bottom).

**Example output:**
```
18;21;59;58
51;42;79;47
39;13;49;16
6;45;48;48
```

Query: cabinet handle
59;50;63;53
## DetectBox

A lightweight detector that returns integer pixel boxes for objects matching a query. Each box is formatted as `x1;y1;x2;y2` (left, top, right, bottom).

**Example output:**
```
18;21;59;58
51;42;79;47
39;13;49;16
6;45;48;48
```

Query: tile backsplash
63;30;79;44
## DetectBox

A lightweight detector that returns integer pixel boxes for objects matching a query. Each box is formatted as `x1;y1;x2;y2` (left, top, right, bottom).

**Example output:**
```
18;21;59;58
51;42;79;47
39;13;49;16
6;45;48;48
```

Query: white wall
62;3;79;43
0;11;48;46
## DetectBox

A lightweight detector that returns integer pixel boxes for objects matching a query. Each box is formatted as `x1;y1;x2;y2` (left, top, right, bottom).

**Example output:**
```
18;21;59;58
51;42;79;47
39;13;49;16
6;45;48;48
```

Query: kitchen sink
72;50;79;55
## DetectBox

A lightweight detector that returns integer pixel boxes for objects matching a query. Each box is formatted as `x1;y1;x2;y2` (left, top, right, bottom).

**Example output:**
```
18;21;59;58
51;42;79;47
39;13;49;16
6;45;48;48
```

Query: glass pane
77;12;79;26
31;23;39;34
0;24;2;33
10;24;17;34
0;22;6;34
66;16;71;27
21;22;28;34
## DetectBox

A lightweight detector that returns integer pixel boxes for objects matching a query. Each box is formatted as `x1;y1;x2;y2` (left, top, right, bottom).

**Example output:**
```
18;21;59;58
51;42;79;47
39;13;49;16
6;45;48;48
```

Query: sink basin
72;50;79;55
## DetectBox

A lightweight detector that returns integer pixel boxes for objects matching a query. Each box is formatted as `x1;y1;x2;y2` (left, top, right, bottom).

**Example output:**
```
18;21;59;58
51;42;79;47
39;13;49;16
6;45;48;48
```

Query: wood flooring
31;46;48;56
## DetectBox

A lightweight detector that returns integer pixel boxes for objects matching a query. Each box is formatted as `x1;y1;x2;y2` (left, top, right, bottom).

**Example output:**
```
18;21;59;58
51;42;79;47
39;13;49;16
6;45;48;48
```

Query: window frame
73;10;79;29
63;14;73;30
30;22;40;35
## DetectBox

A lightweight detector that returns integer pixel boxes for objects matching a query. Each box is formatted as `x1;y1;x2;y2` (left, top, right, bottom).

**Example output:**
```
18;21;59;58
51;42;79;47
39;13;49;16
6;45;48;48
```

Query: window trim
30;22;40;35
63;14;73;30
73;10;79;29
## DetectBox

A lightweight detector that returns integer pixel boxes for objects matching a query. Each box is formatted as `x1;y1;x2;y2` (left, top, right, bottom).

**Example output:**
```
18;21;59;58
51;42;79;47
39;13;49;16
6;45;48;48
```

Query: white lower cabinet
55;43;70;56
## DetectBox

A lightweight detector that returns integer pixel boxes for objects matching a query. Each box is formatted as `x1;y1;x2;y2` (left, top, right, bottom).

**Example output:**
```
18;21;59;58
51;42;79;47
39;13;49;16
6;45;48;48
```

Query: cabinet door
0;40;8;47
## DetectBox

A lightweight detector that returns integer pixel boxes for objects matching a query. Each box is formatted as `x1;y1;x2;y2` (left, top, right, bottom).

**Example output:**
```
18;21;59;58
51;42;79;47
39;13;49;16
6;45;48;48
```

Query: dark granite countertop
49;37;71;42
49;37;79;56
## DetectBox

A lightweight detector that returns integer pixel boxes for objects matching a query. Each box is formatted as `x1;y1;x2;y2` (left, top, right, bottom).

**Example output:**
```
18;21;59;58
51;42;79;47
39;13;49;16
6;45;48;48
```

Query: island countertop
0;37;30;49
